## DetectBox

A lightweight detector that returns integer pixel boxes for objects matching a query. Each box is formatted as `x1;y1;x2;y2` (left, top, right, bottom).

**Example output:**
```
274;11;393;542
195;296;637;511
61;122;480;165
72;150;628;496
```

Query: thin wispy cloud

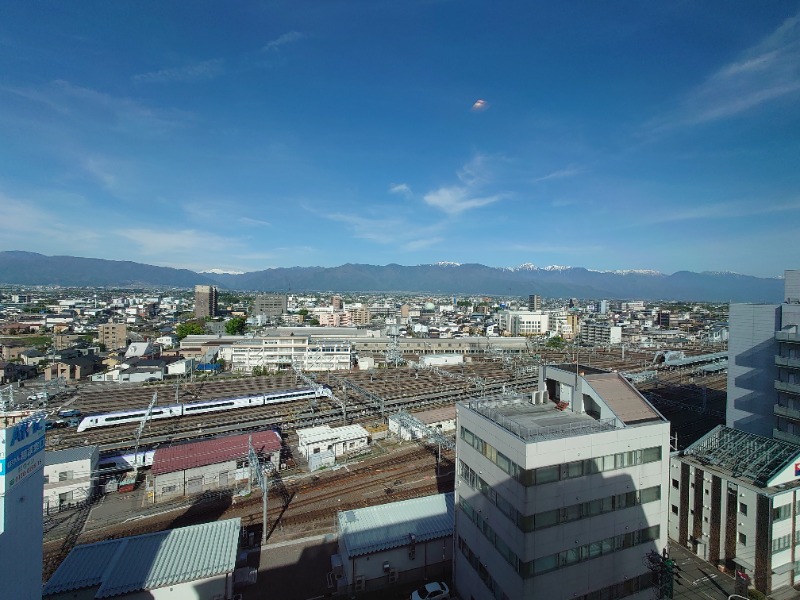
132;58;225;84
423;154;508;215
404;237;444;251
82;156;119;190
649;11;800;130
239;216;272;227
389;183;412;197
642;197;800;225
263;31;306;52
535;166;582;182
510;242;604;255
116;228;242;257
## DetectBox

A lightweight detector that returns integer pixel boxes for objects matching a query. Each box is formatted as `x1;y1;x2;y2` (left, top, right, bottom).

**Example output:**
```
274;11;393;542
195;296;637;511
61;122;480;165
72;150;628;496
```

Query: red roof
151;430;282;475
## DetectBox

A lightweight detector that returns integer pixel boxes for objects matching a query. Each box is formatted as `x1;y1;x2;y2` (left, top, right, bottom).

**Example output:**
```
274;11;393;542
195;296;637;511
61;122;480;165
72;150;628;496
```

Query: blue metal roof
338;493;454;558
43;518;241;598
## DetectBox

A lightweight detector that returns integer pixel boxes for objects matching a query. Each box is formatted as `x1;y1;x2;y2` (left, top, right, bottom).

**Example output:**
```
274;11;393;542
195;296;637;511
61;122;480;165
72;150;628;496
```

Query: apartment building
194;284;218;319
580;322;623;346
98;321;127;350
252;293;288;321
454;364;670;600
669;425;800;594
219;337;353;372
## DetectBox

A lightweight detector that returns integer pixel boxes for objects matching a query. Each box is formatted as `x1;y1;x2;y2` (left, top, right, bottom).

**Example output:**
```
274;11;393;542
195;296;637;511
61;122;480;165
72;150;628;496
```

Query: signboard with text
0;416;46;494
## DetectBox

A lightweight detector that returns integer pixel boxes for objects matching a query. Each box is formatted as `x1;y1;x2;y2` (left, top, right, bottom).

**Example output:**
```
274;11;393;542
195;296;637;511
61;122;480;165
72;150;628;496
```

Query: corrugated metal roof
45;445;98;466
43;518;241;598
151;430;281;475
338;492;454;557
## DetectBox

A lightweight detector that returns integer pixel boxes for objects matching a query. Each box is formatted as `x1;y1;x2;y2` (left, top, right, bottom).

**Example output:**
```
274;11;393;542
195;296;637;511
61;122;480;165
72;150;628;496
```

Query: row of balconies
776;331;800;343
775;380;800;395
775;355;800;369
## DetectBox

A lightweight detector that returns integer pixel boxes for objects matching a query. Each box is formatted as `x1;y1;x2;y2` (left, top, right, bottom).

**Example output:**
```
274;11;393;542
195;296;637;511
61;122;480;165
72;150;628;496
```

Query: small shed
334;493;454;595
43;518;242;600
297;424;369;462
388;406;455;441
150;430;281;503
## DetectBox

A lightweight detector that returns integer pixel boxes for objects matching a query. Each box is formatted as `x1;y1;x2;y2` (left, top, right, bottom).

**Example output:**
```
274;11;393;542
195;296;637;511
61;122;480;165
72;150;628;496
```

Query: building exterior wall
43;451;98;513
726;304;780;436
1;417;46;600
153;459;255;502
252;294;288;319
669;454;800;594
194;285;218;319
454;401;669;600
343;537;452;594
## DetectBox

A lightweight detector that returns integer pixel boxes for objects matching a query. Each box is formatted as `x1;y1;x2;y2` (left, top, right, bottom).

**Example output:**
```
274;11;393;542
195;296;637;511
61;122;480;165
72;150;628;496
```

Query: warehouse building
333;492;454;595
149;430;281;503
43;445;99;514
669;425;800;594
296;423;370;464
43;518;242;600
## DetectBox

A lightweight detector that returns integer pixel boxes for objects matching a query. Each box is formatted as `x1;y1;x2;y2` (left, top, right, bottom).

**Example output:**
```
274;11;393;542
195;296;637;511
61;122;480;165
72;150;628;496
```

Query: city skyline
1;3;799;278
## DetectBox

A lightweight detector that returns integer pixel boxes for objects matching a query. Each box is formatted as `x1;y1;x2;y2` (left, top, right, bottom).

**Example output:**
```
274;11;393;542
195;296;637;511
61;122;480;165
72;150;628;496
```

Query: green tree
225;317;247;335
176;321;205;340
545;335;566;349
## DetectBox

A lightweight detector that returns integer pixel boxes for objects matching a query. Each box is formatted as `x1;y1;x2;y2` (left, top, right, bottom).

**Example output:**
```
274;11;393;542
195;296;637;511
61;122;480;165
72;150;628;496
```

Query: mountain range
0;251;784;303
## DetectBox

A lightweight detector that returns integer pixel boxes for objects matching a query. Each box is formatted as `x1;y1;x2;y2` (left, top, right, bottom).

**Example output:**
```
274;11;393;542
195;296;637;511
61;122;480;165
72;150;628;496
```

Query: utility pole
248;435;272;546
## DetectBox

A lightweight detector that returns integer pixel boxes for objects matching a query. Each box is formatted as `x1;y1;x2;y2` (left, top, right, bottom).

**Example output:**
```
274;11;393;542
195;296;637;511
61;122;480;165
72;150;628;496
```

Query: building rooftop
462;394;617;443
681;425;800;488
583;372;663;425
43;518;241;598
151;430;280;476
338;492;454;558
45;445;97;466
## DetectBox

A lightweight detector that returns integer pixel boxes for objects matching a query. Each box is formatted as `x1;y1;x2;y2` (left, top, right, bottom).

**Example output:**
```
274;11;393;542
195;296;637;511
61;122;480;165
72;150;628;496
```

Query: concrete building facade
727;270;800;442
194;284;218;319
44;446;99;514
454;365;670;600
669;425;800;594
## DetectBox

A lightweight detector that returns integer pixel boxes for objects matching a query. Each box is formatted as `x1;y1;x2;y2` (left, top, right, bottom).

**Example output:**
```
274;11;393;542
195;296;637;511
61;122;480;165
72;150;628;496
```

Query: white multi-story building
669;425;800;594
580;322;623;346
454;364;670;600
219;337;353;373
495;310;550;336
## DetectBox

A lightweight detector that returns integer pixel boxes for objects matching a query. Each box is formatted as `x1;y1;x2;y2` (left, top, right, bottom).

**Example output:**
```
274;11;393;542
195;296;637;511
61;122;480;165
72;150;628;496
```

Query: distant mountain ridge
0;251;784;302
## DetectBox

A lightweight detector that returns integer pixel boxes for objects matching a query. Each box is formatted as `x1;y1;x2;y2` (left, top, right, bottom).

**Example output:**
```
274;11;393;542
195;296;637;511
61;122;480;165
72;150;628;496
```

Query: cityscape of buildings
0;271;799;599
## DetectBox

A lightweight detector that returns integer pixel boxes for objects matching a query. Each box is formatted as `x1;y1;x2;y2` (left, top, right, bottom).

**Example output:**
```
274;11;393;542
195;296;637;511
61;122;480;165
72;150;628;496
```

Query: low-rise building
297;424;370;462
43;446;99;514
334;492;454;595
43;518;243;600
389;406;456;441
149;430;281;503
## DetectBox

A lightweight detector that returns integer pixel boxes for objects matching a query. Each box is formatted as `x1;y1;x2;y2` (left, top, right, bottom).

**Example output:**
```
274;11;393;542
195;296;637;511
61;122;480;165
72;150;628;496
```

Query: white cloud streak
535;166;583;182
389;183;412;197
423;154;508;215
650;11;800;130
132;59;225;84
263;31;306;52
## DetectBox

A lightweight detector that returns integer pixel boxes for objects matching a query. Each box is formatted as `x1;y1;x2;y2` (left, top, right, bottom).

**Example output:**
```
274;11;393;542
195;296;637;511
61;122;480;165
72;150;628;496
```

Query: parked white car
410;581;450;600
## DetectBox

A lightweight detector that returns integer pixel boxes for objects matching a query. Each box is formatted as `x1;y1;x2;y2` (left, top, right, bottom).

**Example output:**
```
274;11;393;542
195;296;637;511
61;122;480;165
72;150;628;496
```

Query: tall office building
454;365;670;600
727;270;800;441
194;285;218;319
0;415;46;599
528;294;542;311
251;294;288;321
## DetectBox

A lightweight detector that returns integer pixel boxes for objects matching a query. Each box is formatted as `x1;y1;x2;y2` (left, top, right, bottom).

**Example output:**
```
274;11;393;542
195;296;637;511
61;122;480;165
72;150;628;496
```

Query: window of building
672;505;679;515
162;485;177;493
739;502;748;516
672;478;679;489
739;533;747;545
774;504;792;522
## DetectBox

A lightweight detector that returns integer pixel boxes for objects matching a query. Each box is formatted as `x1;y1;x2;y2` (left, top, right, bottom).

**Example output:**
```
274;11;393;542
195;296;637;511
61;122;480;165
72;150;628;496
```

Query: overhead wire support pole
133;392;158;473
248;435;273;546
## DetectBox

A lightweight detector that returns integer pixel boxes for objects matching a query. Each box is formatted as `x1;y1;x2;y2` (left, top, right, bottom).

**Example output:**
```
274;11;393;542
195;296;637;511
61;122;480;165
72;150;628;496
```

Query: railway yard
39;345;729;581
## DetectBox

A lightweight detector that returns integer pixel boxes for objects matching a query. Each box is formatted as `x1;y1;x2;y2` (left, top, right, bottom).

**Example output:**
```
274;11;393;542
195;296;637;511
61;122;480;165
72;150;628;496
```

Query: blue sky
1;2;799;277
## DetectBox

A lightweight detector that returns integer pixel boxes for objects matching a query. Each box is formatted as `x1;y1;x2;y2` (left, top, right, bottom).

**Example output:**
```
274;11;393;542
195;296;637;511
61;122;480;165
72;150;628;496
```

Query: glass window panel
535;509;559;530
536;465;560;484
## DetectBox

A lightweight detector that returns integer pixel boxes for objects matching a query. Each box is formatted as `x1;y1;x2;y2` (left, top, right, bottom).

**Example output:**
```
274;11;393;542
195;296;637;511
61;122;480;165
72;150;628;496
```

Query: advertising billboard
0;415;46;494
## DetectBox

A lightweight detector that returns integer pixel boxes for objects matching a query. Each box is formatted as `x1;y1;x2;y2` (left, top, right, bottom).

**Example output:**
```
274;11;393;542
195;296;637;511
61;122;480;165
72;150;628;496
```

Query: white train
76;386;330;432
